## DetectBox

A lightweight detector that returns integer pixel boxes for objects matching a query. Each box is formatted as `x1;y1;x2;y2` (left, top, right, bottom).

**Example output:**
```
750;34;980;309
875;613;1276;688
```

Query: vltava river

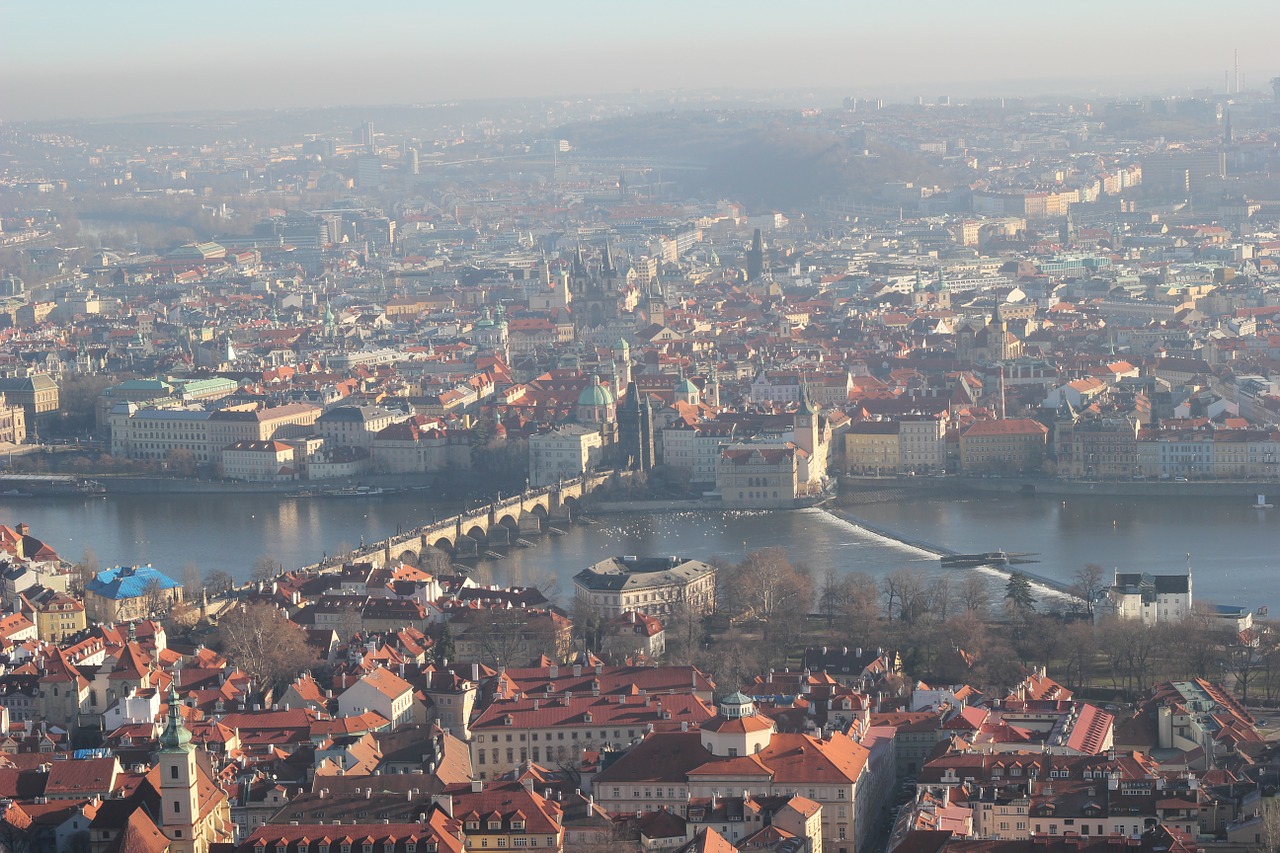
0;492;1275;614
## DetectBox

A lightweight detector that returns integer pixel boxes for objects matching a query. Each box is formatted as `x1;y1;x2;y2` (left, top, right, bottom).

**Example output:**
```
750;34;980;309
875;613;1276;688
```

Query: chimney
471;780;483;793
573;664;582;677
471;663;480;682
549;663;558;679
431;794;453;817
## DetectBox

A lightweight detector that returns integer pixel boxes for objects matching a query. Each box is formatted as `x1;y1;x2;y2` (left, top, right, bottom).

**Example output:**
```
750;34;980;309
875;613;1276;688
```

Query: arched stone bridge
314;471;619;571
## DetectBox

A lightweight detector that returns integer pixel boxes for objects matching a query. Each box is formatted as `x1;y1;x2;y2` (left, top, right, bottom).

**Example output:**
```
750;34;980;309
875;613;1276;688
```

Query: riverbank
842;474;1280;500
93;472;450;495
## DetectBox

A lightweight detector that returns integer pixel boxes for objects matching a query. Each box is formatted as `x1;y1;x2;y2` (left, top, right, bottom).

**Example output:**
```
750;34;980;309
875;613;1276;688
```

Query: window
170;765;179;780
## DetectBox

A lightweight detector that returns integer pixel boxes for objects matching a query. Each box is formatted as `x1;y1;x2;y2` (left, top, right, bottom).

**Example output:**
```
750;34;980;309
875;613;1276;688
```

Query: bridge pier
291;471;629;577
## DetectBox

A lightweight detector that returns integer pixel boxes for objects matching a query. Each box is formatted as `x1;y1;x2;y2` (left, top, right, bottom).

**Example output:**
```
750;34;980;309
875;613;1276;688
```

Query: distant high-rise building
357;156;383;189
357;120;375;153
746;228;765;280
408;148;420;175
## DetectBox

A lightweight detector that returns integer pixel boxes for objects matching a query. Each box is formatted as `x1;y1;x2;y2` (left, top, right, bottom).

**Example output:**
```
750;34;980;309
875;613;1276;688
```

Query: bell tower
794;386;820;458
158;686;200;853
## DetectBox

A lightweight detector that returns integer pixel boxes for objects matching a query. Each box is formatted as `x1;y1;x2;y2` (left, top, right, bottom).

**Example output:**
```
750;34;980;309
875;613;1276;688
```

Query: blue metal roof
85;565;181;600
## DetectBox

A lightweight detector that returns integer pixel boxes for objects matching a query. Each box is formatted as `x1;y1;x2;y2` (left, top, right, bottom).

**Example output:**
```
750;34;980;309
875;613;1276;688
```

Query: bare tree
1070;564;1107;615
142;578;171;618
931;573;953;621
818;567;843;628
216;602;315;695
471;609;560;668
1168;604;1220;681
251;554;283;583
204;569;234;595
1060;621;1099;690
1098;618;1160;699
1224;633;1261;704
723;548;814;643
664;600;705;665
72;547;100;594
182;562;202;598
957;572;991;614
883;567;931;623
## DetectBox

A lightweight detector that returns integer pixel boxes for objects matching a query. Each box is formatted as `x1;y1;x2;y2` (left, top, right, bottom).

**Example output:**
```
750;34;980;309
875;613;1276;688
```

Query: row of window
254;842;439;853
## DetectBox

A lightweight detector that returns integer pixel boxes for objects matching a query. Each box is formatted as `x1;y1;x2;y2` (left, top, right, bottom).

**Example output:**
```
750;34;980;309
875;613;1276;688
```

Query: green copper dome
577;382;615;408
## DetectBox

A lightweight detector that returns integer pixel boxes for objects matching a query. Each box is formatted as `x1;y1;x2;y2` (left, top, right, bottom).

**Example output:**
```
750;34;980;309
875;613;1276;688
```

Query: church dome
578;382;615;408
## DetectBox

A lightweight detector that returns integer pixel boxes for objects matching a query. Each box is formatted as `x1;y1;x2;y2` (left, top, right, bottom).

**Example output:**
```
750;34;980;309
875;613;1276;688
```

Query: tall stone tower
617;380;654;472
612;338;632;395
793;387;820;459
158;686;200;853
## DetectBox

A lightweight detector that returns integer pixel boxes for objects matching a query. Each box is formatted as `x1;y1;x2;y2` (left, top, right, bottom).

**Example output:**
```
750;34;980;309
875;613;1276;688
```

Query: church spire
602;240;616;277
159;686;193;753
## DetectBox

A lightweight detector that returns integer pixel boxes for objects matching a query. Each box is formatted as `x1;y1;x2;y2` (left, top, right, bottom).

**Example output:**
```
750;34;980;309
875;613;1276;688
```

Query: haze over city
4;0;1278;120
1;5;1280;853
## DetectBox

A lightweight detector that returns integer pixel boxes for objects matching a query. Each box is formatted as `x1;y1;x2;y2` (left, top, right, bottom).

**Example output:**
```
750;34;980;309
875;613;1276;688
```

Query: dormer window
511;820;525;831
488;820;502;831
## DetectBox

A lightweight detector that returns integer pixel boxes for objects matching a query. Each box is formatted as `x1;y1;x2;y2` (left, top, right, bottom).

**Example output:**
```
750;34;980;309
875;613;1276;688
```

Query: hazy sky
3;0;1275;121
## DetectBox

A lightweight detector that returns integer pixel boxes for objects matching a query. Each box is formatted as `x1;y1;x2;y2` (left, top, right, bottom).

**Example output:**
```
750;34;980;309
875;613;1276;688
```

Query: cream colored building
845;421;900;474
573;555;717;619
529;425;604;487
220;440;296;481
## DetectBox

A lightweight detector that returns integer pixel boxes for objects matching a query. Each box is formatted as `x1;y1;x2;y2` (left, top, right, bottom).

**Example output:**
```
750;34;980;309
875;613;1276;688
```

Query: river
0;491;1275;614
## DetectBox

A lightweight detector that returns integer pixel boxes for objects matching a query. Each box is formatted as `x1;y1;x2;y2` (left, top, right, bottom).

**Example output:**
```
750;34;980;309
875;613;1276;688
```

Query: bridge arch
497;514;520;542
432;537;454;553
528;503;549;530
465;524;488;544
397;549;420;566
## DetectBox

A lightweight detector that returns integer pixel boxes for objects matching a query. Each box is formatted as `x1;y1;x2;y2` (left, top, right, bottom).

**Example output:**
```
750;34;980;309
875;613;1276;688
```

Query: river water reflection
0;491;1274;613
